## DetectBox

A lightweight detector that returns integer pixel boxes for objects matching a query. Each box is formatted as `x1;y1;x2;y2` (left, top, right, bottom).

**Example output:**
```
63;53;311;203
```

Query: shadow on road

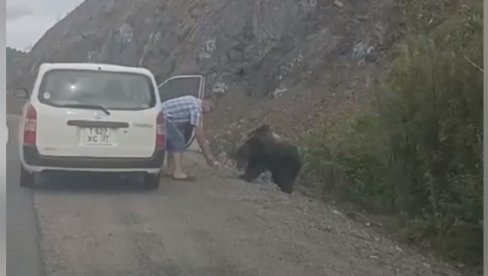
33;172;156;195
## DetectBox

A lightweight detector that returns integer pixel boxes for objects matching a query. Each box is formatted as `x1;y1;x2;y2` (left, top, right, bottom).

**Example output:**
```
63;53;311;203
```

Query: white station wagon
15;63;167;189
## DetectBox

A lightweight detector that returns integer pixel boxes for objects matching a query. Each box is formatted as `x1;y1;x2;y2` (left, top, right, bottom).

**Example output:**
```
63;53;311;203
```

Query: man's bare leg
172;152;188;179
165;151;175;175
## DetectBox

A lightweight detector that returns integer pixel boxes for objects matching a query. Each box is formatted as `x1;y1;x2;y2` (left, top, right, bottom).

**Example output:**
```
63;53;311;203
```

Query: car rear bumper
22;145;165;171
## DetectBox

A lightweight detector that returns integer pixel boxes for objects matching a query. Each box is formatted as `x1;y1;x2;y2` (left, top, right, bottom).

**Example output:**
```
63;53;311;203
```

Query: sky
6;0;84;51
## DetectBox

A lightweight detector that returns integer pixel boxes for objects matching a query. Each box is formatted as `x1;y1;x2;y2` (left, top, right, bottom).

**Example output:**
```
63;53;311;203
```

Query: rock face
8;0;400;99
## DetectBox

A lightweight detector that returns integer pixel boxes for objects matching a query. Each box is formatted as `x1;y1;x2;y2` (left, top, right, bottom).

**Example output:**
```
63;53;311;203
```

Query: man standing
162;95;219;181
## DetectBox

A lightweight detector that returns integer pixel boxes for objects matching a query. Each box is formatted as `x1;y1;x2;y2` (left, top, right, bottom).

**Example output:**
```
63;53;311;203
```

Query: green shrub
302;0;482;265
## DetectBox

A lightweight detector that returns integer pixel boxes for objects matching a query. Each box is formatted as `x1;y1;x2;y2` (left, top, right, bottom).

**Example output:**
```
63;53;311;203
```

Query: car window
38;69;156;110
158;77;200;103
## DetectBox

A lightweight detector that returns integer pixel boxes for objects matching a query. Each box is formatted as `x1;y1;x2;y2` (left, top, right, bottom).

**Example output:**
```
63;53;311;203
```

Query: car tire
143;172;160;190
19;165;35;188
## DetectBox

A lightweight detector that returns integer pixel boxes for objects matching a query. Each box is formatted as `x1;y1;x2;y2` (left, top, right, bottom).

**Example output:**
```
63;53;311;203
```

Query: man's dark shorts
166;122;192;153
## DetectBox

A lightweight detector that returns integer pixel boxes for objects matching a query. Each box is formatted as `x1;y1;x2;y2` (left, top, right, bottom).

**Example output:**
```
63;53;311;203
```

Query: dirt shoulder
32;150;461;276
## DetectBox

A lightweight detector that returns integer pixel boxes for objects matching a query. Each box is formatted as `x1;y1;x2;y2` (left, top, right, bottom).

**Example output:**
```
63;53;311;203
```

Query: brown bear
231;124;302;194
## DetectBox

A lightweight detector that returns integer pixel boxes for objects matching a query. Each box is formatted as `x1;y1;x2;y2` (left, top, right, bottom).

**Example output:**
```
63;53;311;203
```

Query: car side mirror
13;88;29;99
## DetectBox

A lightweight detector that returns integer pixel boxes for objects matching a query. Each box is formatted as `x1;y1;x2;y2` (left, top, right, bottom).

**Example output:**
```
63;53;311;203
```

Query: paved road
7;116;461;276
7;115;44;276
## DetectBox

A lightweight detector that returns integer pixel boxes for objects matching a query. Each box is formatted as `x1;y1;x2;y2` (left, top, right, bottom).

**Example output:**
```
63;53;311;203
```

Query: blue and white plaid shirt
161;95;203;126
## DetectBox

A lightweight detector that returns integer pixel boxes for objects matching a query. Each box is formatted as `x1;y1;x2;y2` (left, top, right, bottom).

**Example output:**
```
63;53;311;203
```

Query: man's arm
194;124;218;167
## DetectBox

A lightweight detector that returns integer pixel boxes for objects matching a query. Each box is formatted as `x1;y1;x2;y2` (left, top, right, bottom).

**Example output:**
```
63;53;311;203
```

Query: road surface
7;115;44;276
7;115;461;276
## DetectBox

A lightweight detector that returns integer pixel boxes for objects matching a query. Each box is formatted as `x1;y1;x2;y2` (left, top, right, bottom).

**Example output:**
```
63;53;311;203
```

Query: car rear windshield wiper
58;103;111;115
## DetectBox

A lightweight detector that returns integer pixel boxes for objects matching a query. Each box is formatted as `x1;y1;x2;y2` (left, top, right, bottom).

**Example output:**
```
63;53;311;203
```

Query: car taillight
24;104;37;145
156;111;166;149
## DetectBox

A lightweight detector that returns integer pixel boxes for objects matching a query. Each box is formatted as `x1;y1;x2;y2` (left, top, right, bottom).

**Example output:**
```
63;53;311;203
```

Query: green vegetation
302;0;482;266
6;47;25;67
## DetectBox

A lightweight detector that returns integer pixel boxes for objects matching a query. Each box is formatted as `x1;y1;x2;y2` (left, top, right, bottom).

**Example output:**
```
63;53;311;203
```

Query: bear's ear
256;124;271;132
248;124;271;138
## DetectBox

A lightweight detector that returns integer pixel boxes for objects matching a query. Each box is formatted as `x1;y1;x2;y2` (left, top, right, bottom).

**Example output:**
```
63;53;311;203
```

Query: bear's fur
232;124;302;194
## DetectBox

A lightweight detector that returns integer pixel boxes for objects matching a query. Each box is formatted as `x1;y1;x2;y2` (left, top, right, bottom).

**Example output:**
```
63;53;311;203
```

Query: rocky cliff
8;0;401;96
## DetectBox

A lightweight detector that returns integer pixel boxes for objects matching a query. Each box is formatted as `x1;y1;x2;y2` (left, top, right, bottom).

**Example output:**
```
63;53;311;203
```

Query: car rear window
38;69;156;110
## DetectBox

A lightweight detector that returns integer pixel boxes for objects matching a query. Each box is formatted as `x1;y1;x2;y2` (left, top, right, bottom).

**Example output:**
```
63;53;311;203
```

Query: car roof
38;62;154;77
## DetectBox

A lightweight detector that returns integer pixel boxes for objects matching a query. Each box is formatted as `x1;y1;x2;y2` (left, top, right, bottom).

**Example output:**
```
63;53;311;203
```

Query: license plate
83;128;113;145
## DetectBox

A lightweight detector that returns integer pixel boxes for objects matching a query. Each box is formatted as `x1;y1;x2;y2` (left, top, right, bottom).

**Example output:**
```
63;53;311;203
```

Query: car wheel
143;172;160;190
19;165;35;188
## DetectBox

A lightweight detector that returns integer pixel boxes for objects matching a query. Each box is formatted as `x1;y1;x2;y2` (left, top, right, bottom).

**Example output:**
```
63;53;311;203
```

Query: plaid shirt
161;95;203;126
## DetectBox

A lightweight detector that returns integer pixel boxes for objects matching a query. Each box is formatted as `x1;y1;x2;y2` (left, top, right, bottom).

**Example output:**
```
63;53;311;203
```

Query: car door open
158;75;205;148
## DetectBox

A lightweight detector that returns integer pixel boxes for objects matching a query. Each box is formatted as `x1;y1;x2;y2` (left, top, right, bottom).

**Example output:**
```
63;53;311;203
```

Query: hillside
7;0;399;103
6;47;26;84
6;47;25;67
6;47;28;113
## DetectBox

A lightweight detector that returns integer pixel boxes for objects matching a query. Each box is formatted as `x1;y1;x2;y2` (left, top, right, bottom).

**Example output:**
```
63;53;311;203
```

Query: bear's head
232;143;251;170
230;124;276;169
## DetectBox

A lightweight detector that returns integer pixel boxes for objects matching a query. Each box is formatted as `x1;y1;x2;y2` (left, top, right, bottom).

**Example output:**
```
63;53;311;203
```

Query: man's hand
204;152;220;168
207;159;220;168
